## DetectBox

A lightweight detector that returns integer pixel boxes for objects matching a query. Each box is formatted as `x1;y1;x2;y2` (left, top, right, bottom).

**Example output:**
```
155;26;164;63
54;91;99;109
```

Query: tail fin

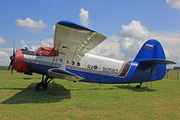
134;39;175;64
134;39;176;80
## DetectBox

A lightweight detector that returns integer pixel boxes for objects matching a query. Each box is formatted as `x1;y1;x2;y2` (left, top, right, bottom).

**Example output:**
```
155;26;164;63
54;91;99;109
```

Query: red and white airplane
7;20;176;90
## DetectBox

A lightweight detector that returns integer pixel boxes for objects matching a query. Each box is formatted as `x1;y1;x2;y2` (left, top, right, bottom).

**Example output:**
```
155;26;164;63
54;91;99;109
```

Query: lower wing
48;68;84;81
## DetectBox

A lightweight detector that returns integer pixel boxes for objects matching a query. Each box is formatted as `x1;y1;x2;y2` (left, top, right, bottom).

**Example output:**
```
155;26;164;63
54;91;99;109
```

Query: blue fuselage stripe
25;60;156;84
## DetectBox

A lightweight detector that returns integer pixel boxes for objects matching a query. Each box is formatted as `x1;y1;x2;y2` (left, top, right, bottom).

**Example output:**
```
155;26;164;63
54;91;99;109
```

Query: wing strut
71;46;78;62
60;46;69;70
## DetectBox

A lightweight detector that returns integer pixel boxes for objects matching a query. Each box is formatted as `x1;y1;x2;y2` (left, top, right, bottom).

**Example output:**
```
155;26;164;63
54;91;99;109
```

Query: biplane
7;20;176;90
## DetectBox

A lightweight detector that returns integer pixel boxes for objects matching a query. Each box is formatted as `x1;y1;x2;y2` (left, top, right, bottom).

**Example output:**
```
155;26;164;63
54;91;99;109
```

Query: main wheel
136;85;141;88
35;82;47;91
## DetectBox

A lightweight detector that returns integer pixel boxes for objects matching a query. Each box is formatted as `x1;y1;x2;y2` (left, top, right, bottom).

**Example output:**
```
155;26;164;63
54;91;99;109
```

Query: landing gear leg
35;75;53;91
136;82;143;88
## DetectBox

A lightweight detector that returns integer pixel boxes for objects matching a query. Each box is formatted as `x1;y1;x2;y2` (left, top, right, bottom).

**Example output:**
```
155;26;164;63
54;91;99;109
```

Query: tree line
0;66;8;70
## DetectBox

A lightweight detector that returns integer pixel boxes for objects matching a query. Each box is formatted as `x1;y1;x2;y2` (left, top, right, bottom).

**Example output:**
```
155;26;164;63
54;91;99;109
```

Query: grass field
0;70;180;120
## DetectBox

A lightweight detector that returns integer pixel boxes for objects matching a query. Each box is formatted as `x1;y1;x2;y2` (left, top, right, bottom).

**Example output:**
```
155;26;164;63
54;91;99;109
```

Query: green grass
0;70;180;120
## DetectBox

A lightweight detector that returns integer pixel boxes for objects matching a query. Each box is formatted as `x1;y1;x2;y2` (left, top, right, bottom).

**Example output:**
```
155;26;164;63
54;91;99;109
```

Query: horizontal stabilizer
139;59;176;64
48;68;84;81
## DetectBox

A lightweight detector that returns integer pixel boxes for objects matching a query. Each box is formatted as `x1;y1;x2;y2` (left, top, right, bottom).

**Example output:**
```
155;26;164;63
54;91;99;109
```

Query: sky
0;0;180;68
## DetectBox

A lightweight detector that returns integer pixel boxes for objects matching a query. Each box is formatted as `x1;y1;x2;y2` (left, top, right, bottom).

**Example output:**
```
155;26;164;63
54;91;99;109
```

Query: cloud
31;38;53;48
41;38;53;46
88;35;123;60
15;18;49;33
20;40;26;44
22;25;54;51
20;40;27;48
79;8;90;27
0;48;12;52
31;45;41;50
15;18;49;28
166;0;180;9
118;38;144;60
118;20;148;40
90;31;180;68
0;37;7;44
116;20;148;61
44;38;53;45
149;31;180;66
16;38;53;52
89;20;148;61
51;25;56;38
89;20;179;68
0;51;10;65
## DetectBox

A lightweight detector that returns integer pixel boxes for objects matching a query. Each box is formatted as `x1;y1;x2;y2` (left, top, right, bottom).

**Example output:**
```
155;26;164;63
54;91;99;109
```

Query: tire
35;82;47;91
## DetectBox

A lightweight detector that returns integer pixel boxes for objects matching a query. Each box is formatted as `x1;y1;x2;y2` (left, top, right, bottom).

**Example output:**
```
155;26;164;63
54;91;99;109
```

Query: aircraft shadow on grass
113;85;156;92
1;82;71;104
68;84;156;92
1;82;155;104
23;78;33;80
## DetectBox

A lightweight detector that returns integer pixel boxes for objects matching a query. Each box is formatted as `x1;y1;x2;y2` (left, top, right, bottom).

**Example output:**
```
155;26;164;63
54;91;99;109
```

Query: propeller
6;38;15;75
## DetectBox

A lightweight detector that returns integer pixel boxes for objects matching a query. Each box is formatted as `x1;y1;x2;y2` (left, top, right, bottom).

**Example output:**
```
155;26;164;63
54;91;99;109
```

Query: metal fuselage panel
22;51;152;84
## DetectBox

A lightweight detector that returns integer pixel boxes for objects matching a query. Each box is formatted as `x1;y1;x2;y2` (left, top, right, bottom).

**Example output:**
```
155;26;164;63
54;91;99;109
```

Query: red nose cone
12;49;30;72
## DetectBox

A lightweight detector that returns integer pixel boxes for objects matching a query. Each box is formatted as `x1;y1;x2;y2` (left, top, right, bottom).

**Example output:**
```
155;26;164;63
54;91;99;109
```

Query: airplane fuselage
19;49;160;84
11;39;174;91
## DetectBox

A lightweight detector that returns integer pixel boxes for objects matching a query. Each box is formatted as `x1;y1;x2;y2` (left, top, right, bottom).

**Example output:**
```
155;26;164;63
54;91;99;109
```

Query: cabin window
76;62;80;66
59;59;62;63
71;61;75;65
119;62;131;77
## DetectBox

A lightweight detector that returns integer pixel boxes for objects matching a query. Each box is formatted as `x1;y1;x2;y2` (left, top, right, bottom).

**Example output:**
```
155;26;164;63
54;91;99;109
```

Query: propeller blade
7;38;16;74
6;62;12;72
11;65;13;75
6;56;13;72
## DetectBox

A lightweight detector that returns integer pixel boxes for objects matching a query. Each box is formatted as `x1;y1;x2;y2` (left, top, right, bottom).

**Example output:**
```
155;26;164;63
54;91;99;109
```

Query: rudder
134;39;165;61
133;39;174;81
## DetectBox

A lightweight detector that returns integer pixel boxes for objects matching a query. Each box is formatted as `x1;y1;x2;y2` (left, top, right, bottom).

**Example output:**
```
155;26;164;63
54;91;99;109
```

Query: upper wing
54;20;106;60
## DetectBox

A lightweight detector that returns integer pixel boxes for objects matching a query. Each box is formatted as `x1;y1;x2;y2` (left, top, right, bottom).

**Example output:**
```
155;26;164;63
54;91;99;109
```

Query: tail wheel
35;83;47;91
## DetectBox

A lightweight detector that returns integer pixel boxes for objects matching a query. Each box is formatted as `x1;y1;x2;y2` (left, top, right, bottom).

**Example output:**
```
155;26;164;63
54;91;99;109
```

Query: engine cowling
12;49;30;72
